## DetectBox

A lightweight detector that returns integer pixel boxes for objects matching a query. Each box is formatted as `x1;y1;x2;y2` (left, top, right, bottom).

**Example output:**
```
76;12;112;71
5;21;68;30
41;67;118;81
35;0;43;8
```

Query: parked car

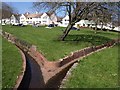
12;23;19;26
71;27;80;30
2;23;5;26
36;23;41;27
22;23;27;26
55;24;58;27
45;24;55;29
18;24;24;27
32;23;41;27
48;24;55;27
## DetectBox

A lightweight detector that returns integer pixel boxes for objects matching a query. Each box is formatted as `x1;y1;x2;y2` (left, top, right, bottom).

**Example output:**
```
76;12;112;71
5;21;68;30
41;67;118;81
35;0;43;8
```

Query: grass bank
2;36;22;88
63;44;119;88
2;25;119;88
2;25;119;61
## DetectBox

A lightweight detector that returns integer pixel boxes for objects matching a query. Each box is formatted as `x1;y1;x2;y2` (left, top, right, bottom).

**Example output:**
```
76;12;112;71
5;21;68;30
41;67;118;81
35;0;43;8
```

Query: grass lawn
2;25;119;88
2;36;22;88
2;25;119;61
0;35;2;89
63;44;119;88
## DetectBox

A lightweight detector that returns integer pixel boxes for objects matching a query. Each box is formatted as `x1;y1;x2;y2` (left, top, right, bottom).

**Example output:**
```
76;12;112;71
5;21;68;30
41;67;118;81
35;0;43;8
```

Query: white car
2;23;5;26
22;22;28;25
12;23;19;26
113;27;120;32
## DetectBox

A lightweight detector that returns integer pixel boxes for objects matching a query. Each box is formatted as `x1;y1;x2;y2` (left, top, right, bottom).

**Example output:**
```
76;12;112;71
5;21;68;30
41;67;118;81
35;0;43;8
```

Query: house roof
11;14;20;20
46;12;54;17
26;13;43;18
24;14;28;17
14;14;21;17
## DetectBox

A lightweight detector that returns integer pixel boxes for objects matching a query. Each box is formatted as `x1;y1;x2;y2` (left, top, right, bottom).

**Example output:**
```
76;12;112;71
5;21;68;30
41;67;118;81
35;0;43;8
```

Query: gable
20;14;26;19
10;15;16;19
50;13;57;20
41;13;49;18
62;15;69;21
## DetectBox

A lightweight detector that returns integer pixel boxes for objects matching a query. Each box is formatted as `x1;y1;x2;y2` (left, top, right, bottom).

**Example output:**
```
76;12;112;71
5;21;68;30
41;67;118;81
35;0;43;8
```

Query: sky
5;2;66;17
6;2;34;14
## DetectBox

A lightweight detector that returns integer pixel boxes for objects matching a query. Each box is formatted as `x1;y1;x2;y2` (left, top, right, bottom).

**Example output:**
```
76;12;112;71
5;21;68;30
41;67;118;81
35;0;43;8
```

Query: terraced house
19;12;58;25
1;12;119;32
1;12;59;25
1;14;20;25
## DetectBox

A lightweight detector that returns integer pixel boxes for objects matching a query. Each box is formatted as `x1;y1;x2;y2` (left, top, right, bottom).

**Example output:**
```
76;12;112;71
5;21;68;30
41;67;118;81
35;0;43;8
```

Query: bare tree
33;2;119;41
88;6;112;33
1;2;18;19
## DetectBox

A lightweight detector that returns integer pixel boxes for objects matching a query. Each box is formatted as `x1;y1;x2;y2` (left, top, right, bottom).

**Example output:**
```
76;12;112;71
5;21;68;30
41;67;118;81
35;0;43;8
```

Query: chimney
35;11;39;14
26;12;30;15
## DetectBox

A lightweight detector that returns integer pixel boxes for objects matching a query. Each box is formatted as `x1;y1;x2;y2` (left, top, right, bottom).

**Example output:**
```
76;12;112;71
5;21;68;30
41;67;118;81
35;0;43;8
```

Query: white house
1;18;10;24
40;13;50;25
46;12;58;24
19;12;58;25
40;12;58;25
10;14;20;24
1;14;20;25
19;14;28;25
20;12;41;25
113;26;120;32
4;18;11;24
26;13;42;25
58;15;69;27
58;15;95;28
75;20;95;28
0;14;10;24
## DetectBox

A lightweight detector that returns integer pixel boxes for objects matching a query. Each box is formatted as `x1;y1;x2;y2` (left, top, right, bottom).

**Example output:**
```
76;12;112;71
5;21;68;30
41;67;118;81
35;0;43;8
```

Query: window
65;19;69;21
43;17;47;19
43;21;46;22
83;24;85;26
29;21;32;23
65;23;68;25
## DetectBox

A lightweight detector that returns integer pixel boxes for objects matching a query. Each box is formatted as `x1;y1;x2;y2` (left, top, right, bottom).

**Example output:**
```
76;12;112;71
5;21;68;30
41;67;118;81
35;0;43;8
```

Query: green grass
63;44;119;88
2;25;119;61
2;36;22;88
0;35;2;89
2;25;119;88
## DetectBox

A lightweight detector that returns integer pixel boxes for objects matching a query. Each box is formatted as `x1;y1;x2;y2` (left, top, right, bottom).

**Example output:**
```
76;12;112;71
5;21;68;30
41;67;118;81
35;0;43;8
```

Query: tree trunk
101;23;103;31
59;24;73;41
95;23;97;33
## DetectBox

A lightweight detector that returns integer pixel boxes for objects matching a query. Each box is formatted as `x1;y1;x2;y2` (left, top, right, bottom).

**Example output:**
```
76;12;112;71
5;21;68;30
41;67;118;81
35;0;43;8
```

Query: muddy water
18;53;75;89
18;54;45;89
